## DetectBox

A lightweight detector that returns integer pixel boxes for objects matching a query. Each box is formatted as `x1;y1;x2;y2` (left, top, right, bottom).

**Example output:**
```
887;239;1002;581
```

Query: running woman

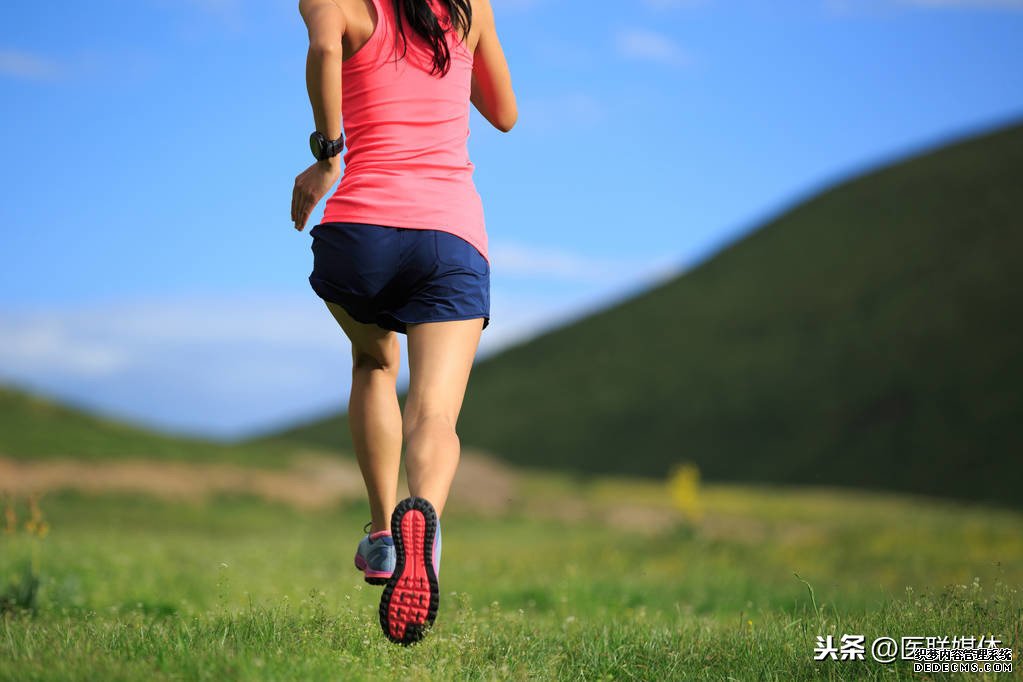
291;0;516;646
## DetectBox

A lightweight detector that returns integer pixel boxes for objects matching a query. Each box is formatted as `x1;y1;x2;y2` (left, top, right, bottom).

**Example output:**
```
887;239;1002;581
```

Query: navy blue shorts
308;222;490;334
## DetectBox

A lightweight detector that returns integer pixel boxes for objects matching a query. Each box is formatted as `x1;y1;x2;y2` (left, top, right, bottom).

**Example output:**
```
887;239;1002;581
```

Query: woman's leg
324;301;402;533
402;317;485;516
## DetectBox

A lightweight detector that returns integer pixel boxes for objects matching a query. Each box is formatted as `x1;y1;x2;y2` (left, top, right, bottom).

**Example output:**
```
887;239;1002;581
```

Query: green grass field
3;478;1020;680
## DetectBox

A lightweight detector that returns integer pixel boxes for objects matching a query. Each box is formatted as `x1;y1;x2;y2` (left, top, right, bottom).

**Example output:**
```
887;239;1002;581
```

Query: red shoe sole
379;497;439;646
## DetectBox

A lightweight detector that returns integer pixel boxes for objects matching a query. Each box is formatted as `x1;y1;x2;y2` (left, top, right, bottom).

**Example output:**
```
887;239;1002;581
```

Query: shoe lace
363;521;372;535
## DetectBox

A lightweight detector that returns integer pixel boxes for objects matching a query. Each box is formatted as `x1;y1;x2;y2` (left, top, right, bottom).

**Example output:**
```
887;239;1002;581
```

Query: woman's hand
291;159;341;231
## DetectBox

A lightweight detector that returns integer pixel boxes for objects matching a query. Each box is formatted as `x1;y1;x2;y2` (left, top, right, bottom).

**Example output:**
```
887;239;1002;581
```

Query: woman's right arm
471;0;517;132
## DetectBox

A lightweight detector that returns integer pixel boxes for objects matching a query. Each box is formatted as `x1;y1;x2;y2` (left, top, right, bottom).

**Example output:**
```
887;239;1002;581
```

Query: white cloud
0;291;567;436
0;246;683;438
0;321;129;377
0;295;345;437
0;49;61;81
490;242;621;281
489;241;682;283
615;28;692;68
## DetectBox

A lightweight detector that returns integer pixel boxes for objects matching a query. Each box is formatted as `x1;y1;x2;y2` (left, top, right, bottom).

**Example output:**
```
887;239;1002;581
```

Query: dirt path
0;449;521;513
0;451;681;532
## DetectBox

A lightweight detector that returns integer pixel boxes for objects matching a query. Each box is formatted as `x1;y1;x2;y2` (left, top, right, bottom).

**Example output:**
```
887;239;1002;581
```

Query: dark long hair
391;0;472;77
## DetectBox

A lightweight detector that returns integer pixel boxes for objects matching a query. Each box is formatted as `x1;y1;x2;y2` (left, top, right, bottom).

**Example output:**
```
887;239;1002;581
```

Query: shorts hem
388;312;491;332
308;278;378;326
310;278;489;335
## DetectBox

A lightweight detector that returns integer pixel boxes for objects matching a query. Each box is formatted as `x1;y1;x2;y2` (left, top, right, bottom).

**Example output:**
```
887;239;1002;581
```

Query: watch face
309;132;323;160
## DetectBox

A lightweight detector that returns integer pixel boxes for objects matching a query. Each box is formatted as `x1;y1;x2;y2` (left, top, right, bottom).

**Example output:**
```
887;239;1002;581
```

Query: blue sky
1;0;1021;438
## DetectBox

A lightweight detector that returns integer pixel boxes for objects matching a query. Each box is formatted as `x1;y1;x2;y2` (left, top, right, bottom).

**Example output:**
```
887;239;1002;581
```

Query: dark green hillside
0;385;290;465
264;120;1023;506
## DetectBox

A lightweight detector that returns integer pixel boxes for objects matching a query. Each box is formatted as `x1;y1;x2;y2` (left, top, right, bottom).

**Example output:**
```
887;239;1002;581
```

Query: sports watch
309;131;344;161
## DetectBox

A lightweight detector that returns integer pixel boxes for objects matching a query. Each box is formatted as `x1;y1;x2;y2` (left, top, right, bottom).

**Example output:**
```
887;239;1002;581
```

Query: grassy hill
0;385;291;466
264;120;1023;507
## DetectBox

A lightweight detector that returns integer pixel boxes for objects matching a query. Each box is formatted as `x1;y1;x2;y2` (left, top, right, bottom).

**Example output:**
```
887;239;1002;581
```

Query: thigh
404;318;485;425
325;301;400;369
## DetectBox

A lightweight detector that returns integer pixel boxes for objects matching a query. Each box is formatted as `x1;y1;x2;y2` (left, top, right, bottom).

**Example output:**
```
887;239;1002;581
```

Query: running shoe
354;521;395;585
379;496;441;645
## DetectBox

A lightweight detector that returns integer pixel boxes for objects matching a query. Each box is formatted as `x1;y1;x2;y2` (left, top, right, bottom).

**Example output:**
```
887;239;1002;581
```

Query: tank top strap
345;0;391;70
370;0;389;24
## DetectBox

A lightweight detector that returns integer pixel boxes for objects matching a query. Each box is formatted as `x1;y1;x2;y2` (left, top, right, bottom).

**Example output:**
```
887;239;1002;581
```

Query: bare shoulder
299;0;345;21
471;0;495;25
467;0;494;52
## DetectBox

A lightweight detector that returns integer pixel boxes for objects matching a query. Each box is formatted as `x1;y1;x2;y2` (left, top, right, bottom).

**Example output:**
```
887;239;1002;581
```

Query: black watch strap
310;131;344;161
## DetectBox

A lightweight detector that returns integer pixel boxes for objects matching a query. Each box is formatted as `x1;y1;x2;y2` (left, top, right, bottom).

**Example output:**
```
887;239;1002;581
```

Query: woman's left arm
291;0;346;231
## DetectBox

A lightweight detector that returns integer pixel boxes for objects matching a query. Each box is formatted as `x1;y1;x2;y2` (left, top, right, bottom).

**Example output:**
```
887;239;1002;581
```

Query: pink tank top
320;0;488;262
